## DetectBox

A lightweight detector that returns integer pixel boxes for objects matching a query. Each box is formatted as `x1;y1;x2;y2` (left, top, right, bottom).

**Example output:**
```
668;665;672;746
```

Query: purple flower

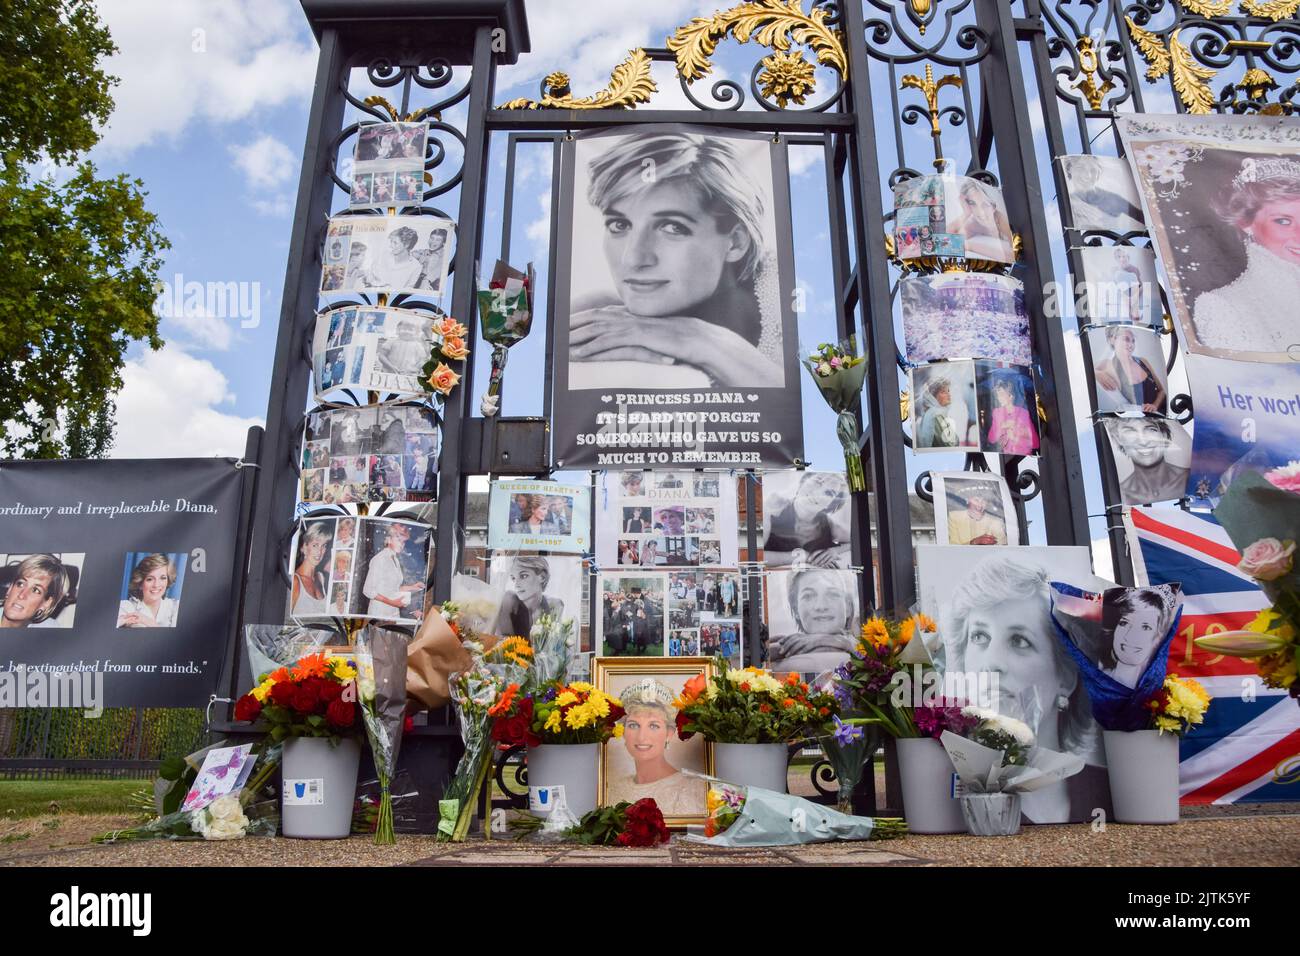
914;700;979;740
833;716;863;744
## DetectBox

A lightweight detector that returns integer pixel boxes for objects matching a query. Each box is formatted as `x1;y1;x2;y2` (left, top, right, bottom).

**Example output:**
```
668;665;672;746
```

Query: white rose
208;795;243;823
204;817;248;841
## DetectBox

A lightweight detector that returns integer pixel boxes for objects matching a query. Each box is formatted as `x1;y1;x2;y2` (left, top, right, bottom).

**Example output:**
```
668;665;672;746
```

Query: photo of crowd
300;403;439;505
901;273;1031;366
350;121;427;209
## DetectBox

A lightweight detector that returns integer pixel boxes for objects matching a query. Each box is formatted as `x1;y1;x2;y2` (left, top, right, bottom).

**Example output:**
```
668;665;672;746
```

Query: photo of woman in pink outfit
979;363;1039;457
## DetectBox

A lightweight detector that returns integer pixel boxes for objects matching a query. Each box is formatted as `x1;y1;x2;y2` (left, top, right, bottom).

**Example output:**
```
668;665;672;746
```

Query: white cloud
112;345;262;458
230;134;297;190
166;310;235;351
95;0;316;154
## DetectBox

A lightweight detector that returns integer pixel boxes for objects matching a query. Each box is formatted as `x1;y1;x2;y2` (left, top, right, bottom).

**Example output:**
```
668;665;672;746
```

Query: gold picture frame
592;656;716;829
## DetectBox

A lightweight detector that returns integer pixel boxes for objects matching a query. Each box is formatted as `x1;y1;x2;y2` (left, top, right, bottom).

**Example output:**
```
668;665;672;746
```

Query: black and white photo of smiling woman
567;129;785;390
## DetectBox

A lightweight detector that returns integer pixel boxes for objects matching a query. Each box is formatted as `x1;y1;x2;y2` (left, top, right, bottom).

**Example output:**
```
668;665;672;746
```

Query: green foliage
569;802;633;846
0;779;143;818
0;0;169;459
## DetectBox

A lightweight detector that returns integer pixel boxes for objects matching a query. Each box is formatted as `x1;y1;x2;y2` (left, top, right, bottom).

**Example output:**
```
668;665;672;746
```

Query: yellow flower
556;691;578;708
329;658;357;681
1154;715;1180;734
612;723;624;738
565;701;594;729
589;691;611;717
569;681;594;694
491;636;534;667
706;788;725;815
251;679;274;703
862;617;890;649
1162;675;1210;728
544;709;563;733
1258;650;1299;690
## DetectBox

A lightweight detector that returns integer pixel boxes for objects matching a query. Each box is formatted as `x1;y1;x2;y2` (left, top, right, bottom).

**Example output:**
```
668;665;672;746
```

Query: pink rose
1238;538;1296;581
1265;462;1300;495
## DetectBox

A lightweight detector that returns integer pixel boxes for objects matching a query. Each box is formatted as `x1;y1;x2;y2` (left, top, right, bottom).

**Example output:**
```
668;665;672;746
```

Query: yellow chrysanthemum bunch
1151;675;1211;735
491;636;533;668
1258;650;1299;691
329;657;357;682
724;667;784;696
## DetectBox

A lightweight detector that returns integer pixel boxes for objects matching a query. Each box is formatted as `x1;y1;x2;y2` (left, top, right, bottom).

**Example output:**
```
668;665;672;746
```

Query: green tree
0;0;169;459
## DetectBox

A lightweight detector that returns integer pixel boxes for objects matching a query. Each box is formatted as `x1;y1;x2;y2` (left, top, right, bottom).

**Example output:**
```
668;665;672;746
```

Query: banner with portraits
911;360;1040;457
300;403;439;506
597;568;743;664
930;471;1019;547
551;124;804;469
901;272;1031;366
487;479;591;554
1102;416;1193;506
289;515;431;627
350;121;427;209
892;173;1015;263
0;457;251;707
312;306;443;399
764;567;861;676
596;470;737;570
1184;353;1300;506
915;544;1107;824
759;469;852;569
320;214;453;297
1118;113;1300;363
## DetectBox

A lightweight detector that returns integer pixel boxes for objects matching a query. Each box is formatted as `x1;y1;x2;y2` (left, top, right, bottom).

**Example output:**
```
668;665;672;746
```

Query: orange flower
428;362;461;395
739;682;751;693
818;706;829;716
759;703;772;714
269;667;292;685
785;672;799;686
781;698;795;709
435;317;469;339
292;652;330;680
440;335;469;360
675;673;708;707
488;683;519;717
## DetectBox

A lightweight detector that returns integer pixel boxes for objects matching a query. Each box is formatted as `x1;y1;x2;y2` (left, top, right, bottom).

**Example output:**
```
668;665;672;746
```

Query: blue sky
84;0;1191;579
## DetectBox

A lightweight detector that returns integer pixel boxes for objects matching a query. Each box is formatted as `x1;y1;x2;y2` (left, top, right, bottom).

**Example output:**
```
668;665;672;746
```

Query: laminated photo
290;516;430;626
915;544;1108;824
319;214;453;296
764;567;861;676
599;571;668;656
1057;154;1146;234
1185;353;1300;505
1102;416;1192;506
595;469;737;569
1076;245;1161;326
487;554;584;640
900;272;1031;365
892;173;1015;263
350;122;427;209
116;552;188;628
931;471;1018;546
1087;325;1168;415
975;360;1039;457
759;469;851;569
300;403;439;506
1118;112;1300;361
0;553;85;629
599;568;740;661
312;306;444;399
487;479;591;554
910;360;979;453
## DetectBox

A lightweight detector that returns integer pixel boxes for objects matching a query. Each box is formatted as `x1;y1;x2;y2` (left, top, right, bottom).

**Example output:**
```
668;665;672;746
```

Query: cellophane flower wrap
526;613;575;691
802;338;869;492
354;626;409;844
476;259;534;416
1196;467;1300;704
675;660;838;744
490;680;625;747
232;652;361;743
694;774;907;847
440;605;533;842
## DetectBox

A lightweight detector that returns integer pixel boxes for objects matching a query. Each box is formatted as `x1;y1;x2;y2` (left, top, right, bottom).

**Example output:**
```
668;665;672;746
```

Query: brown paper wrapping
405;608;500;712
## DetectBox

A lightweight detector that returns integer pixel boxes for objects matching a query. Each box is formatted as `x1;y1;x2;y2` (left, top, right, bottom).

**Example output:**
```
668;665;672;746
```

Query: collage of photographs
319;214;453;297
901;272;1032;367
892;172;1016;263
597;568;742;665
289;516;431;626
312;306;442;398
597;470;738;570
910;359;1040;457
300;403;439;506
349;122;427;209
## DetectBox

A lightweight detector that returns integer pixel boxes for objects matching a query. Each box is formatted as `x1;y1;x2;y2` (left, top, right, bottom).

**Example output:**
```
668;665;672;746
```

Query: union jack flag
1126;506;1300;804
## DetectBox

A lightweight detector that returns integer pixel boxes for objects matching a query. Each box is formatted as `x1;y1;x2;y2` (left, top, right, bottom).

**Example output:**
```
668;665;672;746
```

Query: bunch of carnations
1196;464;1300;704
832;613;937;738
1143;675;1210;735
566;798;670;847
422;315;471;397
490;680;625;747
802;338;869;492
440;614;533;842
962;706;1034;767
675;662;839;744
232;652;360;742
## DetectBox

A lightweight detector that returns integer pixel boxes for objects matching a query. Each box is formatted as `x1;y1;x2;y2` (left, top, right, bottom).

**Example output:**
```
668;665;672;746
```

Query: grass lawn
0;779;147;819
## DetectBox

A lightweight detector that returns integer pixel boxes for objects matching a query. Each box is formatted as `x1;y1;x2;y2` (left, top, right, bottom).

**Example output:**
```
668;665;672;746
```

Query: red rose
619;798;669;847
269;680;298;708
675;710;694;741
233;693;261;722
493;714;529;747
403;715;415;734
326;698;356;729
292;683;321;714
316;677;343;703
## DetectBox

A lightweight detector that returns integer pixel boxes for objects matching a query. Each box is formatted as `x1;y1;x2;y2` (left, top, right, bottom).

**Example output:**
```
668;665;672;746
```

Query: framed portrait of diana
593;656;715;827
551;124;805;470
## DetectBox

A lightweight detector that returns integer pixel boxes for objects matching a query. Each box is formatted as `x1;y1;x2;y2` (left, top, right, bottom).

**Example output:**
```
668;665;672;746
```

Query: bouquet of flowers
939;707;1083;801
1195;468;1300;704
802;338;869;492
525;613;576;691
421;314;471;398
1143;675;1210;735
439;607;533;842
674;663;839;744
232;652;361;743
510;797;671;846
476;258;535;417
354;626;409;844
490;680;625;748
962;707;1034;766
833;613;939;739
695;776;907;846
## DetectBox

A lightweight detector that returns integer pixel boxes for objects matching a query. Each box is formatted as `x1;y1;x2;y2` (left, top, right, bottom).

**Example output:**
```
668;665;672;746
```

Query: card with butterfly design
181;744;256;813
